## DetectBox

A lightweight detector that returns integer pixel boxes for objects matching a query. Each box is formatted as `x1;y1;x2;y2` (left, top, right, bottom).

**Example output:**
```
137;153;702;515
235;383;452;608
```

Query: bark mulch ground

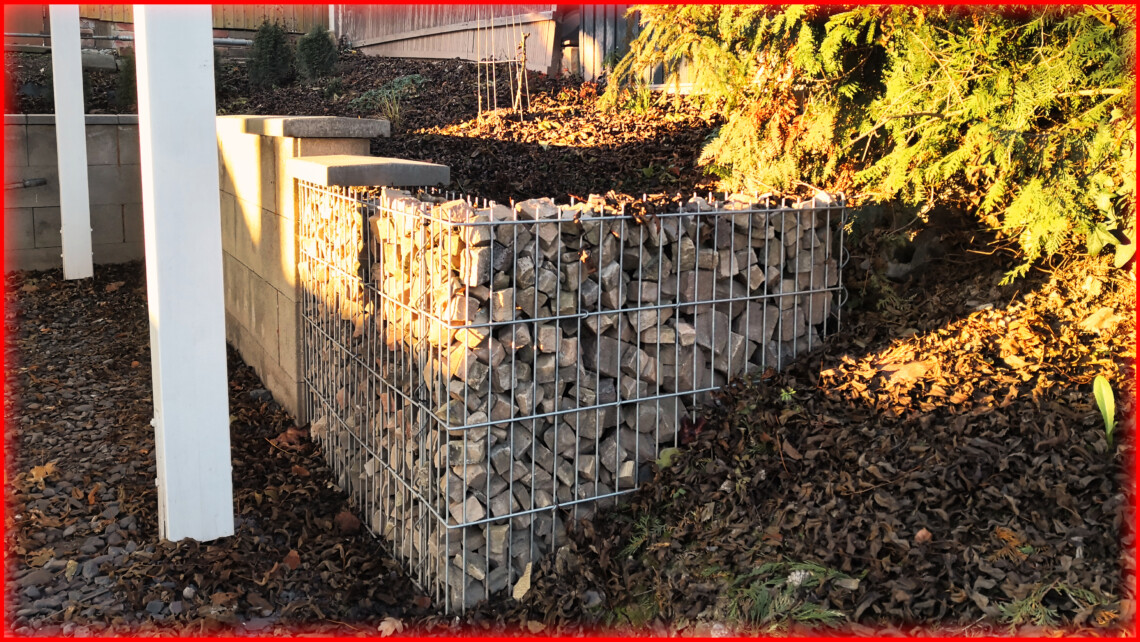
5;230;1134;636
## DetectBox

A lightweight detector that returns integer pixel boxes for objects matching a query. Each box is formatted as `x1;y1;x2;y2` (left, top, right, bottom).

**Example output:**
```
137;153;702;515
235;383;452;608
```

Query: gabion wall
297;182;847;611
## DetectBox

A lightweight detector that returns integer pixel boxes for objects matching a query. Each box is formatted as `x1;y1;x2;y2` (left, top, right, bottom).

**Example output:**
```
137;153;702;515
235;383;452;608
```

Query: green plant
779;387;796;403
727;560;849;627
296;24;337;80
349;75;426;130
619;513;667;558
605;6;1136;282
114;53;135;112
248;20;295;89
322;77;345;100
1093;375;1116;448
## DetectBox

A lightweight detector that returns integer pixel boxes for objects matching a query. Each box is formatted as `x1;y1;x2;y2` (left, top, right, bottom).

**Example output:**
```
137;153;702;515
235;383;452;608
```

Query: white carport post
48;5;93;280
134;5;234;541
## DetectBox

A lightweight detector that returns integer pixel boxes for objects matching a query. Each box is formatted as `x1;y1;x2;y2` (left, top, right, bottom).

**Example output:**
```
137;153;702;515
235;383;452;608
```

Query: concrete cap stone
233;115;390;139
287;155;450;187
5;114;27;125
26;114;56;125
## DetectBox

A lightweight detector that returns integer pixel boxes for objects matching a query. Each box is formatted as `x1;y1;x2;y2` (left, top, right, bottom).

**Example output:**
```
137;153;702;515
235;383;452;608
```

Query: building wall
336;5;558;73
4;114;144;272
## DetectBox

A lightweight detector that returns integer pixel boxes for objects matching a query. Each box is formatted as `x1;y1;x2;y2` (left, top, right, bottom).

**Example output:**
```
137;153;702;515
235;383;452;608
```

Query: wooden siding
578;5;637;82
74;5;328;33
338;5;557;73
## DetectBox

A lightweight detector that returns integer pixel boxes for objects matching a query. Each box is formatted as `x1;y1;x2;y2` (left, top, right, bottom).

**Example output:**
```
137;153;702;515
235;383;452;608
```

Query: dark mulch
3;264;449;636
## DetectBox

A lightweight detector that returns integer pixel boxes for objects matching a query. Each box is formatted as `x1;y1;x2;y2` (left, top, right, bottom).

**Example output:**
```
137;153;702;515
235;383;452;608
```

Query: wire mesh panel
298;181;848;612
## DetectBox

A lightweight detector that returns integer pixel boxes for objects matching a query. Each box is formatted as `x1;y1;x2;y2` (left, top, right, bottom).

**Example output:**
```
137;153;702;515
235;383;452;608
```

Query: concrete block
123;202;143;245
292;137;371;157
26;125;57;166
218;131;276;214
83;115;120;126
235;115;390;139
91;204;124;245
218;191;237;253
271;137;294;221
92;242;143;265
81;50;117;71
4;208;35;250
87;164;142;205
85;125;118;165
249;276;280;361
223;252;253;331
231;196;262;275
5;123;28;166
259;211;295;295
4;247;61;273
26;115;56;125
117;115;139;125
287;155;450;187
3;165;59;208
277;289;299;378
4;115;27;125
32;207;62;248
117;125;139;165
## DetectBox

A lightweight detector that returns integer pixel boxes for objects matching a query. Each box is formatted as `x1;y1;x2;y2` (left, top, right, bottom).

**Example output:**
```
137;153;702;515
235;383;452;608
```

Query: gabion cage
297;181;848;611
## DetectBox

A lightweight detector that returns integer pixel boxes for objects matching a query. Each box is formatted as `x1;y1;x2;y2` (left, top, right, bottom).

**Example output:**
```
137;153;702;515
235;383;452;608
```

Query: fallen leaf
282;550;301;570
834;577;860;591
130;361;141;368
211;591;239;606
413;595;431;609
513;562;532;600
291;465;311;477
334;510;361;534
29;462;57;487
915;527;933;544
27;548;54;567
20;284;38;293
378;617;404;637
1079;306;1121;334
781;439;802;461
64;560;78;581
104;281;125;292
526;621;546;633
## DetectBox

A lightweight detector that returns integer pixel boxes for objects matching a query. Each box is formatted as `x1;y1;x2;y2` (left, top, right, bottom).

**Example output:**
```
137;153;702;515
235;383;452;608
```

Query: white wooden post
134;5;234;541
48;5;93;280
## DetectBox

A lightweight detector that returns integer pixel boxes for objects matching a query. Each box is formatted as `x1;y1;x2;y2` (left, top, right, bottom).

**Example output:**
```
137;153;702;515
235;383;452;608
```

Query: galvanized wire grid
297;180;849;612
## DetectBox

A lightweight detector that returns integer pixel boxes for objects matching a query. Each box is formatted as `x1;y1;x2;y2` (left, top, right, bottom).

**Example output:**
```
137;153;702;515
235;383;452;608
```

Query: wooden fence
76;5;328;33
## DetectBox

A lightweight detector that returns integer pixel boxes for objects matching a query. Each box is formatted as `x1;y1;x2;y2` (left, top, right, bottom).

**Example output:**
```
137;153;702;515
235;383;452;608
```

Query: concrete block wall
4;114;144;271
216;115;389;422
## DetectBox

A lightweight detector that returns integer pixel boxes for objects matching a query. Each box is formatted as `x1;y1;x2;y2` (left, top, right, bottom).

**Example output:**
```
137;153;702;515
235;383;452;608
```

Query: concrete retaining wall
215;115;390;421
4;114;143;271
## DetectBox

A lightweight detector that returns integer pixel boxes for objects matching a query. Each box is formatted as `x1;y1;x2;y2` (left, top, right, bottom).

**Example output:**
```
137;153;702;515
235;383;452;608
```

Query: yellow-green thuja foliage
603;6;1135;280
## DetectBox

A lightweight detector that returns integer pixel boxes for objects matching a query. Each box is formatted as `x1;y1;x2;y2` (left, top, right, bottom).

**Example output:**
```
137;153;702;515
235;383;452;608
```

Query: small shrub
322;77;345;100
248;21;294;89
348;75;426;130
114;54;136;112
296;24;337;80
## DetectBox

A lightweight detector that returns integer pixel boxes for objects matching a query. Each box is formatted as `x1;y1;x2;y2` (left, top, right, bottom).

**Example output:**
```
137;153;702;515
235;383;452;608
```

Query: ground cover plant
3;6;1135;635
